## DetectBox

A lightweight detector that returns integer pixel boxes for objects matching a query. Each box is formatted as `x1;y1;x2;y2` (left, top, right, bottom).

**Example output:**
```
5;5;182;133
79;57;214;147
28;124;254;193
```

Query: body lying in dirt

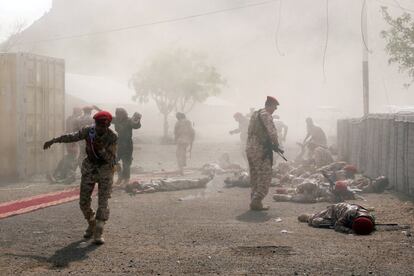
124;176;212;195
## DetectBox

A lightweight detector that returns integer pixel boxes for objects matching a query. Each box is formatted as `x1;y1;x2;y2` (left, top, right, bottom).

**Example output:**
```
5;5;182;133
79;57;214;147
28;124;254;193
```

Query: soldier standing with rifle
246;96;282;211
43;111;117;245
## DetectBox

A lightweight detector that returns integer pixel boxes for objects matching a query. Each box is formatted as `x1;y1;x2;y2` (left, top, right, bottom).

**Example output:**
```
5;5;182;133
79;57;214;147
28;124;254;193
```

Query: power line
322;0;329;82
15;0;278;46
273;0;285;56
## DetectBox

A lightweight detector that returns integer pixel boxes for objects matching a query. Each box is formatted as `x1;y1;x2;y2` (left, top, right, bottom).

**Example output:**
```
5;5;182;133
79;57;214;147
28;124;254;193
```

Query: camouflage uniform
308;203;375;233
174;118;195;171
246;109;279;203
52;126;117;222
113;114;141;181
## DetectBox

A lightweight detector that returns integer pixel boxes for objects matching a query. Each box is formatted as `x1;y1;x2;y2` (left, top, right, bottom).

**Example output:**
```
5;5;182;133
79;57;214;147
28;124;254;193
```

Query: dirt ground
1;142;414;275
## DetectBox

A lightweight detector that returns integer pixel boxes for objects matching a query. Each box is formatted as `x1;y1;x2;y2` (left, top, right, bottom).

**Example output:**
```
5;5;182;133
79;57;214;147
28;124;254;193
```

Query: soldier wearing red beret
43;110;117;245
246;96;280;211
298;202;375;235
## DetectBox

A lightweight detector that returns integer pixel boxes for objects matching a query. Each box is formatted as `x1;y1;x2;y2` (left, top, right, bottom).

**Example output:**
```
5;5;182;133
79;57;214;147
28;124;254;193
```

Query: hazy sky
0;0;51;42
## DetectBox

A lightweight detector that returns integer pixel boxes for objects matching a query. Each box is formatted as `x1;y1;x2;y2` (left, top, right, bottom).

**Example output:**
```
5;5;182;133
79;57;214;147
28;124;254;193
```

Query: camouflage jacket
309;203;375;233
53;127;117;166
247;109;279;148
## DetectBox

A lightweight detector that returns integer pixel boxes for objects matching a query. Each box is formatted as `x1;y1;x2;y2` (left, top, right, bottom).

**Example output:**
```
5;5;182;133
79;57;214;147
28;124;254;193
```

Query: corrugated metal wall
0;52;65;180
338;114;414;196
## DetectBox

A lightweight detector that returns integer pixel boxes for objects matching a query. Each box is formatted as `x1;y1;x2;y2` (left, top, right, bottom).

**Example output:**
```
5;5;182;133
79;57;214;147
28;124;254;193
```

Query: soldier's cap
93;111;113;123
265;96;279;106
352;216;374;235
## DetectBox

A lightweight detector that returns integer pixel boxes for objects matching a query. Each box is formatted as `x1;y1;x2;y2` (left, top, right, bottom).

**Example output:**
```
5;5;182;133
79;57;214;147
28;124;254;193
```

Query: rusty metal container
0;52;65;180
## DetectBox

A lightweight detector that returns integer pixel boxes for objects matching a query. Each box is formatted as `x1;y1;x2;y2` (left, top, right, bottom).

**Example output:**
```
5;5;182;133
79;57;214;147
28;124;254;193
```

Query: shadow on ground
6;239;98;269
236;210;272;223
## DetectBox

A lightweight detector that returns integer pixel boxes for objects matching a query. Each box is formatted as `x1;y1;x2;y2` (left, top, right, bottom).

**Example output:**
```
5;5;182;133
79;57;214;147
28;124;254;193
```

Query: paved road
0;176;413;275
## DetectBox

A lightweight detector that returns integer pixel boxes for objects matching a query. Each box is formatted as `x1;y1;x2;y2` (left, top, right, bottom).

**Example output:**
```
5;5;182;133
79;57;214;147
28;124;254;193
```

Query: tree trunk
163;113;169;138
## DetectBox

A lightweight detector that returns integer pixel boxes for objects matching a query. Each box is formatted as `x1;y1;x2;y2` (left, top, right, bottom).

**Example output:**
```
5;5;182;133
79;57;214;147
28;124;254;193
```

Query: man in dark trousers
112;108;141;186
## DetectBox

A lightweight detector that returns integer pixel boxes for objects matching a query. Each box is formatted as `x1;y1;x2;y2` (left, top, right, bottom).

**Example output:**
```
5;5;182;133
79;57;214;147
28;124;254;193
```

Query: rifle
257;110;288;163
274;147;288;161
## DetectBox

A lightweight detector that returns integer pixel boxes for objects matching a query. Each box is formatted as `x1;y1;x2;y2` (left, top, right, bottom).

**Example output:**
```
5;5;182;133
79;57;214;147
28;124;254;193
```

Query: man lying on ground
298;202;375;235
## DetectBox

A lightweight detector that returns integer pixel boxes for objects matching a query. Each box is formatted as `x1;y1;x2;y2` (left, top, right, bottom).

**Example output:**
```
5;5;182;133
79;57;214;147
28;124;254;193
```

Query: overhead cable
15;0;278;45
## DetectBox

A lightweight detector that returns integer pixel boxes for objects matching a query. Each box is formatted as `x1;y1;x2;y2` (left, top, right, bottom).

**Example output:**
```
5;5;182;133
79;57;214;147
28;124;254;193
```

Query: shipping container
0;52;65;180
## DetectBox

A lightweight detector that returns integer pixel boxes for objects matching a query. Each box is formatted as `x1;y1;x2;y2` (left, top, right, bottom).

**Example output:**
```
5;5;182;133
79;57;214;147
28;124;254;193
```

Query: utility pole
362;0;370;116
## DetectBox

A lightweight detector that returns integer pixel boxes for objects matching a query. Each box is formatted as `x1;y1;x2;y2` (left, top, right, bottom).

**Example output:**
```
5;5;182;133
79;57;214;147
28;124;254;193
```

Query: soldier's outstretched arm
259;111;279;146
43;129;87;150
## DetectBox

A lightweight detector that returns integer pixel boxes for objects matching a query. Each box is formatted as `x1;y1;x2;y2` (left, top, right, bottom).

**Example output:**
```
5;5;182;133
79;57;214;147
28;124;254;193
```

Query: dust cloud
3;0;414;143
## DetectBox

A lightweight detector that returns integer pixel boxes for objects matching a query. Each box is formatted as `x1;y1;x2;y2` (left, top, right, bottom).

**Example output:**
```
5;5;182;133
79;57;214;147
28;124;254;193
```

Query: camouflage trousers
246;144;272;201
176;143;189;169
80;159;114;221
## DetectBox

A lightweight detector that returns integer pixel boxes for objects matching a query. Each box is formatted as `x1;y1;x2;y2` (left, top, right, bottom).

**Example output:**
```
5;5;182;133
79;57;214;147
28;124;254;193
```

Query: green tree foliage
130;49;226;138
381;7;414;83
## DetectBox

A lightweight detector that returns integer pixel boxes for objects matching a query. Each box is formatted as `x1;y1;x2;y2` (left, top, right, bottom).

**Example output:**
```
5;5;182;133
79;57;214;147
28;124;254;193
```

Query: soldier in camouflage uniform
174;112;195;175
229;112;249;162
298;202;375;235
112;108;142;185
44;111;117;245
246;96;280;211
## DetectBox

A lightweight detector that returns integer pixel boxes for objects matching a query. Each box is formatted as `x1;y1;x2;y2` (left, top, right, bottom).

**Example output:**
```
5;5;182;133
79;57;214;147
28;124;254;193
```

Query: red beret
93;111;113;123
334;180;348;192
266;96;279;106
352;216;374;235
344;165;357;173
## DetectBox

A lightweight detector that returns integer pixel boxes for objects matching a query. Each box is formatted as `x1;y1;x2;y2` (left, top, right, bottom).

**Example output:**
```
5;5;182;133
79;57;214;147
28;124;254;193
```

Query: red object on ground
0;187;82;219
352;216;374;235
275;188;288;194
344;164;357;173
335;180;348;192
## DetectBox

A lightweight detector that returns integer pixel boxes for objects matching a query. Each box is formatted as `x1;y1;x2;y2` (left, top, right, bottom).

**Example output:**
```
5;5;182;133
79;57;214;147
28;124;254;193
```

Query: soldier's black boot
250;197;269;211
93;220;105;245
83;218;96;239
